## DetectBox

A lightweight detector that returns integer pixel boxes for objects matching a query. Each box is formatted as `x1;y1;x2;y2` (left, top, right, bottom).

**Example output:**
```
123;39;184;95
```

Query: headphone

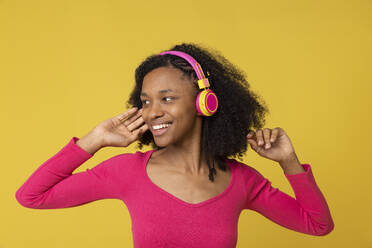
158;50;219;117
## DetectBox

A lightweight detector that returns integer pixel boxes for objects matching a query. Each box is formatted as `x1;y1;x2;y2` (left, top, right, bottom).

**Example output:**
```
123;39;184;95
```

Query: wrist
76;130;104;155
279;153;305;175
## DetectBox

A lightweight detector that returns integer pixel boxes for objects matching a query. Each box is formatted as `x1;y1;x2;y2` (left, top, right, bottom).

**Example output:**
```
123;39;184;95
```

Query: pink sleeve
244;163;334;236
15;137;126;209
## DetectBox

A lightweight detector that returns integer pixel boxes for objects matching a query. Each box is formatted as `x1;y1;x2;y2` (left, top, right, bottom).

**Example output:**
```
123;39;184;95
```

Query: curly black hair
126;42;269;182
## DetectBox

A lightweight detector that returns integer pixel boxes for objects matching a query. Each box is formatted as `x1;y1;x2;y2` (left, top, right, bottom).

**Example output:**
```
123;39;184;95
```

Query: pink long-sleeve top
15;137;334;247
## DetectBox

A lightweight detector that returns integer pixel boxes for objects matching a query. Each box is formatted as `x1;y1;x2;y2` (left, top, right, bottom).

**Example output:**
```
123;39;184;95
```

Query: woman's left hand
247;127;296;163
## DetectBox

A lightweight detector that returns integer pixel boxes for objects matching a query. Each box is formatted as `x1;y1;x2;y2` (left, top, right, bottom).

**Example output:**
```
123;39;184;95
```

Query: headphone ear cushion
196;89;219;116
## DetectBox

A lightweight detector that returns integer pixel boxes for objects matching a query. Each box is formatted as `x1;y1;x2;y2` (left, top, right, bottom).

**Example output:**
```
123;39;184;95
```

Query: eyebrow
140;89;176;97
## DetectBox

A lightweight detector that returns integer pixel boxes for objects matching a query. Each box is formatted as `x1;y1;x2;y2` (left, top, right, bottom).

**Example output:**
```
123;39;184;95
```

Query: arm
15;137;124;209
244;163;334;236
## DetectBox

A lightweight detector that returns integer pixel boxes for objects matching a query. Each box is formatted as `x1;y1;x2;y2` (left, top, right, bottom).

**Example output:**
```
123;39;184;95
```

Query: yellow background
2;0;371;247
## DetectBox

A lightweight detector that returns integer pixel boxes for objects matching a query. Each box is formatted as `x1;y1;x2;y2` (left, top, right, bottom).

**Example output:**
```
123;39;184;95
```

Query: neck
157;118;211;176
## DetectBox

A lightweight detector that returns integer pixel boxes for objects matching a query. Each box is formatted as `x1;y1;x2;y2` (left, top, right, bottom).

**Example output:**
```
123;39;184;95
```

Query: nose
147;101;164;120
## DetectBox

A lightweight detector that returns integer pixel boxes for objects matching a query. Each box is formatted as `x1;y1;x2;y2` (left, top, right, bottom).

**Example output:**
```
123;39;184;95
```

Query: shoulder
93;149;152;172
104;149;152;166
225;157;265;180
90;150;153;181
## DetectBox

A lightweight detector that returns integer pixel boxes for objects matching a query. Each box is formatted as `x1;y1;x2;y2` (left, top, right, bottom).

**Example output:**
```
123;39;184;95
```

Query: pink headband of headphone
158;50;218;116
158;51;210;90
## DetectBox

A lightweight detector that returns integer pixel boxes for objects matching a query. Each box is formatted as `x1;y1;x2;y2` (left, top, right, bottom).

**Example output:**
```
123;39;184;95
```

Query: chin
153;136;170;148
154;139;169;148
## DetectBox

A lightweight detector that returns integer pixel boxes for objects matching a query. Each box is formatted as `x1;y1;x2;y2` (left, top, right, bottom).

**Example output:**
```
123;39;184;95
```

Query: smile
151;123;172;136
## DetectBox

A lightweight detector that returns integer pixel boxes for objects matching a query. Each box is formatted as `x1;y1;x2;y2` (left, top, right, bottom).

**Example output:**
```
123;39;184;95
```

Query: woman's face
140;66;201;148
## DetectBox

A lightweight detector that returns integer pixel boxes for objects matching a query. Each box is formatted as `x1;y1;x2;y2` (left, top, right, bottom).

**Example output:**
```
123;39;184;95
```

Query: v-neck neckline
143;149;235;208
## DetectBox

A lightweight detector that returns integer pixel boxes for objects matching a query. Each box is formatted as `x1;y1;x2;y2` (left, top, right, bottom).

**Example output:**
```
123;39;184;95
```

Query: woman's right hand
93;107;149;148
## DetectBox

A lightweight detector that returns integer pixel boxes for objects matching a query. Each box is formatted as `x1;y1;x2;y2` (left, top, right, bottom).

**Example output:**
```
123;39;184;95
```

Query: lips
151;122;172;137
151;121;173;126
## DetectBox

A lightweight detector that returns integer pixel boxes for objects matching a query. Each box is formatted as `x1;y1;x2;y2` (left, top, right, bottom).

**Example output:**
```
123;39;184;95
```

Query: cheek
177;104;197;124
171;102;195;117
141;111;149;123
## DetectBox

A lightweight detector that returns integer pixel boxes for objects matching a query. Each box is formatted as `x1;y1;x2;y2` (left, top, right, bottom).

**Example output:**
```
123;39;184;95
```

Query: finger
263;128;271;149
247;130;255;139
138;123;149;135
140;123;149;133
122;108;143;126
127;116;146;132
132;123;149;137
247;138;258;151
256;129;264;146
117;107;138;123
248;138;264;154
271;128;279;142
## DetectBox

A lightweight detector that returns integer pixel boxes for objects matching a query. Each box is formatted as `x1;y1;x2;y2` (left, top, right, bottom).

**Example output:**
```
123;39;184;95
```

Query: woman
15;43;334;247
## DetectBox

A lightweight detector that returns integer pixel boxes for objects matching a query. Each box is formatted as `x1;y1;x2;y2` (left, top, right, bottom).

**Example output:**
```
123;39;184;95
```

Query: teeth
153;123;172;130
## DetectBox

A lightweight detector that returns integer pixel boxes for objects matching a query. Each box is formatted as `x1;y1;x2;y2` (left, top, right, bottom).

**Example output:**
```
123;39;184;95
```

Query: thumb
247;139;257;151
134;127;144;138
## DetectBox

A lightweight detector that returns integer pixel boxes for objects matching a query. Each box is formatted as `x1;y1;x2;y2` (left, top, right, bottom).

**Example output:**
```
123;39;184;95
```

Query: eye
141;97;173;105
141;99;150;105
164;96;173;102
